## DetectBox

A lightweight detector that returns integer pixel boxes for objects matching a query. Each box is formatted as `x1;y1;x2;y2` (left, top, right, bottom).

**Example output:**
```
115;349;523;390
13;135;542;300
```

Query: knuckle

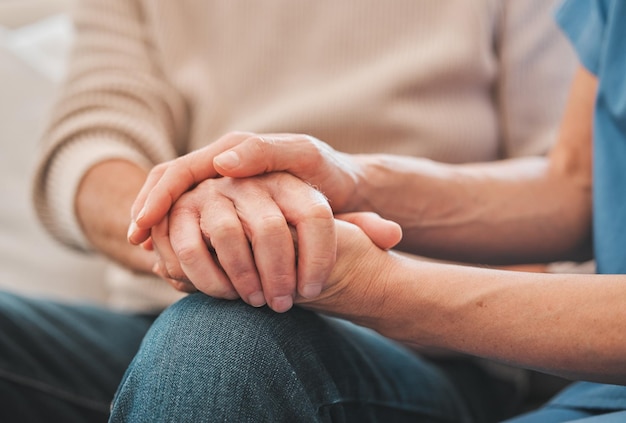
169;201;198;219
171;162;196;187
163;262;186;282
250;135;269;151
249;135;276;165
173;243;201;266
169;280;196;293
210;219;243;243
258;214;288;236
150;162;169;177
253;134;276;147
302;135;325;158
305;201;333;220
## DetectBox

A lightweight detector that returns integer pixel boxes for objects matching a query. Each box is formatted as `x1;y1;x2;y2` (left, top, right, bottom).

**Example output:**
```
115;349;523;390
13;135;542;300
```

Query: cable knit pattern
32;0;576;311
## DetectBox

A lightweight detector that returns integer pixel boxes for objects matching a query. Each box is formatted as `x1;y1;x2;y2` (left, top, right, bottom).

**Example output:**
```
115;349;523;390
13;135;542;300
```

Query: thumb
335;212;402;250
213;134;318;178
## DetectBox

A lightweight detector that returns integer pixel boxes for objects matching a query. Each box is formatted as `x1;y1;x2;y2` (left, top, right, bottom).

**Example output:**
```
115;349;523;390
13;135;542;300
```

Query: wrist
76;159;155;273
364;258;445;349
300;242;395;326
349;154;382;213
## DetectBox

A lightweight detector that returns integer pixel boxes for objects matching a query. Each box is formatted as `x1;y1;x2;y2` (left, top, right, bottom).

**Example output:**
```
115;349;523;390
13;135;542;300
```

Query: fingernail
152;262;160;274
136;207;146;223
272;295;293;313
248;291;266;307
127;221;138;241
301;283;322;299
214;151;240;169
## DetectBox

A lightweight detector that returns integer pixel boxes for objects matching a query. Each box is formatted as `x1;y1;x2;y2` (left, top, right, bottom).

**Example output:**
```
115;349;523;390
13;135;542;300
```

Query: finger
226;186;296;312
128;162;168;245
170;198;256;303
151;215;189;282
153;262;198;294
128;224;151;246
273;182;335;300
131;162;167;220
336;212;402;250
167;201;239;300
141;237;154;251
135;132;253;231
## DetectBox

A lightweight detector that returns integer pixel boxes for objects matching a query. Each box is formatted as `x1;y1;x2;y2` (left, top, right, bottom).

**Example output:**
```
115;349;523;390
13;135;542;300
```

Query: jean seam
0;367;110;413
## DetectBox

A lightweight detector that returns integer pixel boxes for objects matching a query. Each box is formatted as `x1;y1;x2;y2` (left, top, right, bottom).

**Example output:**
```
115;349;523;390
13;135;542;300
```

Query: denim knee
110;294;472;423
110;294;331;422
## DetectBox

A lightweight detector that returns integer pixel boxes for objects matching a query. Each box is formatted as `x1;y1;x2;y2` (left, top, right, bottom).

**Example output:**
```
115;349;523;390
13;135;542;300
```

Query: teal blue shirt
547;0;626;412
557;0;626;275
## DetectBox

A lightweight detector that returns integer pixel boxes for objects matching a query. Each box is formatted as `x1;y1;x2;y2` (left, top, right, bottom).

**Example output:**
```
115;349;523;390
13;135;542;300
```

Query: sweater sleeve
32;0;188;251
494;0;578;158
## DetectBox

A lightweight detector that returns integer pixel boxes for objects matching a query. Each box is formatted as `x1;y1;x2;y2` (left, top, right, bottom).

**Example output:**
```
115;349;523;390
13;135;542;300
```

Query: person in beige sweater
0;0;576;421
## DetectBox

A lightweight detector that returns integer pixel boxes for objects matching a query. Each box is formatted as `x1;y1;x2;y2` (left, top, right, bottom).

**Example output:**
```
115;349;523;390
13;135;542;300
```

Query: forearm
367;256;626;384
352;68;595;265
353;154;592;264
76;159;156;273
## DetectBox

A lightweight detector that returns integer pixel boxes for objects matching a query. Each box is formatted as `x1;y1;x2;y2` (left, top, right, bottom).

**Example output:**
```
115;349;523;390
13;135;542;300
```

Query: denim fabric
0;290;517;422
110;293;509;423
0;290;153;423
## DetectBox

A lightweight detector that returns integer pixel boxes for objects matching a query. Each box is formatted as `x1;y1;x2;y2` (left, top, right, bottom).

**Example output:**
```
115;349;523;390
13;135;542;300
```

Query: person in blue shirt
122;0;626;421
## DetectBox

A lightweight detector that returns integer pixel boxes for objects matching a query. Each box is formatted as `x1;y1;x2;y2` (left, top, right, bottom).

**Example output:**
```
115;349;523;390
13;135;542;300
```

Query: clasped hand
128;132;401;313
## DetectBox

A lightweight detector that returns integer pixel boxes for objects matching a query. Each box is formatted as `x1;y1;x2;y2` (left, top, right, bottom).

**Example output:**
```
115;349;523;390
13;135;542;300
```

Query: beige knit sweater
33;0;576;312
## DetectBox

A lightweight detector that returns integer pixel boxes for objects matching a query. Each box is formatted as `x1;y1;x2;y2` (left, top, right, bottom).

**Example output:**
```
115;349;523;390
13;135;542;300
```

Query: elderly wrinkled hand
127;131;362;246
149;171;335;313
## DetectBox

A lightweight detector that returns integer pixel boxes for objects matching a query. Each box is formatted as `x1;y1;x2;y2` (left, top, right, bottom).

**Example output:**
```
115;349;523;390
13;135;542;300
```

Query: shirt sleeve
32;0;189;250
555;0;609;75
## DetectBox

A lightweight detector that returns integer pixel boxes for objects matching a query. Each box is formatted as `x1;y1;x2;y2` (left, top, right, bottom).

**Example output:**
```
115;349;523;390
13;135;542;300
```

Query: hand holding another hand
149;172;336;313
127;131;363;246
152;205;402;315
126;131;397;314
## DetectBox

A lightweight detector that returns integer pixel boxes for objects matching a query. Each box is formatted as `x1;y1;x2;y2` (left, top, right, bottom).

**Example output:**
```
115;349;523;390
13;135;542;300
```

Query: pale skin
121;66;626;384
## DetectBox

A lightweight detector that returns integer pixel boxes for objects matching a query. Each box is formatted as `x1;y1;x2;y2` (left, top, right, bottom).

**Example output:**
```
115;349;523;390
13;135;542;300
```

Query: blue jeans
0;290;154;422
0;291;540;422
3;291;626;423
110;293;491;422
